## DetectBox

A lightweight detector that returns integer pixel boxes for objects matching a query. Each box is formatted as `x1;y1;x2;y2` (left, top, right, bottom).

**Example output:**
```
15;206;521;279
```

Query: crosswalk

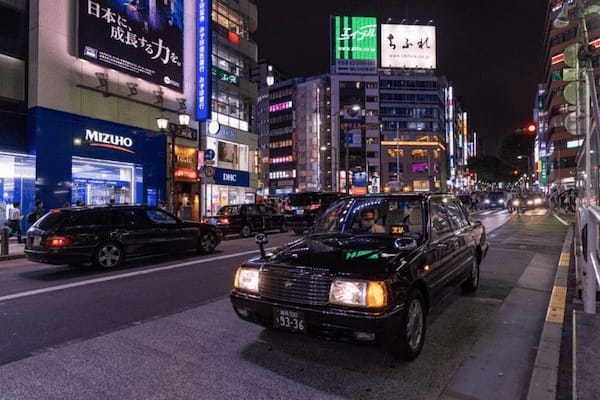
472;209;509;216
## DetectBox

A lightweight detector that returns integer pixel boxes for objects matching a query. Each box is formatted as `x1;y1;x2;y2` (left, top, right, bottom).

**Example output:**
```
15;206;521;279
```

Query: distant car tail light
309;204;320;210
51;209;61;214
46;236;72;247
220;218;230;225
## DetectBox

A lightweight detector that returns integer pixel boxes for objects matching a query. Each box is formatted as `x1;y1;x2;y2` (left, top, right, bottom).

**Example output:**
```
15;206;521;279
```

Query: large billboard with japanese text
380;24;436;69
78;0;184;92
331;16;377;74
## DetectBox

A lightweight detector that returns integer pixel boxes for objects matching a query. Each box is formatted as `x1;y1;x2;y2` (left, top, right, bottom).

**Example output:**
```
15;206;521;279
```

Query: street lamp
517;155;531;189
178;112;190;127
156;116;169;131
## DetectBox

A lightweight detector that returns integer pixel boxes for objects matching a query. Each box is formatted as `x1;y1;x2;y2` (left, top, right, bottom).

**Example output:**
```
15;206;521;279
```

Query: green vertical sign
540;157;548;185
332;16;377;60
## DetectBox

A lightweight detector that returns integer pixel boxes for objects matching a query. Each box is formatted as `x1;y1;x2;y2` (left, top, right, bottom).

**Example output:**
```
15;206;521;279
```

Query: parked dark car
284;192;346;235
24;205;221;268
208;204;287;238
231;194;488;361
482;192;506;209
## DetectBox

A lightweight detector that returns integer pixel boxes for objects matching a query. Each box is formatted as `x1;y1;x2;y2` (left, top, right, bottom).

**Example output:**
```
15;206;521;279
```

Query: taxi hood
256;233;415;275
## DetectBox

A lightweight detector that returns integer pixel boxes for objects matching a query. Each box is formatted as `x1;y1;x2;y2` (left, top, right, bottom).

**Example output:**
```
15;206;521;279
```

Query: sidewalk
0;239;25;261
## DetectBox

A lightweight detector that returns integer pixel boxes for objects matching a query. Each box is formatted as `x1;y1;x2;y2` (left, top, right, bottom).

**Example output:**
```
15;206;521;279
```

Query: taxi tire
384;288;427;361
462;255;480;293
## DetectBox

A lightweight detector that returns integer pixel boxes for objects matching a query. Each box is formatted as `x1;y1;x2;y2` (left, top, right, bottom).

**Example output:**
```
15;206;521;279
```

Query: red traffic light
526;123;536;134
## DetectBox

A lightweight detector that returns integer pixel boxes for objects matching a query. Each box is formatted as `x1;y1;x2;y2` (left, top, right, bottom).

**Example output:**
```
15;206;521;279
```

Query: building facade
541;0;590;189
201;0;259;216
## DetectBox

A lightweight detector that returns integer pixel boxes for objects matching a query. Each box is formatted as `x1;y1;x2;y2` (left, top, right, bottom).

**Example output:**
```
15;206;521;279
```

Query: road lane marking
0;248;274;303
546;285;567;323
553;212;569;226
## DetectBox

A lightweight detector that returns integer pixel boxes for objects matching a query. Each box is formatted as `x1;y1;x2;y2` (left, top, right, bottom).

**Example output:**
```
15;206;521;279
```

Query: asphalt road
0;209;569;400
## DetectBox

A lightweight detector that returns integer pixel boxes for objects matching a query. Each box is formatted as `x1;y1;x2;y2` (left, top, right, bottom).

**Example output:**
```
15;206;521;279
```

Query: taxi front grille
259;266;332;306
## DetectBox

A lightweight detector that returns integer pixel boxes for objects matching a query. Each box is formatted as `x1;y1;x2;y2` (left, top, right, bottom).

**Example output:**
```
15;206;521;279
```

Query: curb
0;254;26;262
526;226;573;400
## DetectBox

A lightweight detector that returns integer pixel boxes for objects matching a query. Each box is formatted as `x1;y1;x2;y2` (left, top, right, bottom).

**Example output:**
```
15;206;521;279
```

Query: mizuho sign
84;129;134;153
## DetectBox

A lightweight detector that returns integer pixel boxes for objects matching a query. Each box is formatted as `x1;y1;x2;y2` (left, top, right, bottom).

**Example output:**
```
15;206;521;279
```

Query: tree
498;133;535;171
468;155;517;184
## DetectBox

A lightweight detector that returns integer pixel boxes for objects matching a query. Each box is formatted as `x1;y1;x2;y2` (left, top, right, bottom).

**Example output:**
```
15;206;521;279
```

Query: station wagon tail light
234;266;260;293
46;236;72;247
329;279;388;309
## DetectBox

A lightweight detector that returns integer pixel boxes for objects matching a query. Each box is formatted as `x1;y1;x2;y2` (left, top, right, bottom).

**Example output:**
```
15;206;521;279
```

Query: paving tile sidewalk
0;240;25;261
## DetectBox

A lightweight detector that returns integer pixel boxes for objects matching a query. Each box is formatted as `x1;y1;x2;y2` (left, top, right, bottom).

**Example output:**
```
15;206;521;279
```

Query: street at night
0;210;571;399
2;0;600;399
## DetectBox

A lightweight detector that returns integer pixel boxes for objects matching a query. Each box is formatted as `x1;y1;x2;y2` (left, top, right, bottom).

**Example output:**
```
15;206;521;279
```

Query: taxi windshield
312;197;424;237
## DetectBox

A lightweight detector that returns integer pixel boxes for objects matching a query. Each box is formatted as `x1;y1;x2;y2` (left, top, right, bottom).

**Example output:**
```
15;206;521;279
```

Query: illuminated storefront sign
174;145;198;182
381;24;437;69
196;0;212;121
78;0;184;92
331;16;378;74
212;66;240;86
269;101;293;113
84;129;134;153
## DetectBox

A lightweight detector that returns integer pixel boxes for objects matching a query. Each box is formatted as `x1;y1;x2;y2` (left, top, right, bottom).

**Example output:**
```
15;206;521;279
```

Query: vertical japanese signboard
78;0;184;92
196;0;212;121
380;24;436;69
331;16;377;74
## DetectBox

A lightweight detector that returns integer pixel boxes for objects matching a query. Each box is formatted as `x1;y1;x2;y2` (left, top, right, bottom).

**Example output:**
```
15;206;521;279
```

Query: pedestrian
0;201;6;230
178;201;193;221
27;200;45;224
8;202;23;244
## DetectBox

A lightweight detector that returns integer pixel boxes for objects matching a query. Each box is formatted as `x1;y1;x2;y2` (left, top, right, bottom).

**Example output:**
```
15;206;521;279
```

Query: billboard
331;16;377;74
196;0;212;121
78;0;184;92
381;24;436;69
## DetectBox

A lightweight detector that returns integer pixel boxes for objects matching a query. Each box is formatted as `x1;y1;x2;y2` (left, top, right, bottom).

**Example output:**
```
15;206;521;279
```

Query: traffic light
526;123;536;134
513;169;519;175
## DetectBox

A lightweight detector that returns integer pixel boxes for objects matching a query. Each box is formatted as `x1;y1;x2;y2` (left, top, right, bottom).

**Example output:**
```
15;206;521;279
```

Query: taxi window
429;199;453;240
446;200;468;229
348;198;423;236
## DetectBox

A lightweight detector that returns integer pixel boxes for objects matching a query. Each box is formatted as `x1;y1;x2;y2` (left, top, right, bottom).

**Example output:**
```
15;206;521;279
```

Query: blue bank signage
214;167;250;187
196;0;212;121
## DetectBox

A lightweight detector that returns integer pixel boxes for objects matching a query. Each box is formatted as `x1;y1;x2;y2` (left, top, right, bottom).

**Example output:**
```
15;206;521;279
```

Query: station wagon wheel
198;232;217;254
241;225;252;238
95;243;123;269
384;288;426;361
462;255;480;293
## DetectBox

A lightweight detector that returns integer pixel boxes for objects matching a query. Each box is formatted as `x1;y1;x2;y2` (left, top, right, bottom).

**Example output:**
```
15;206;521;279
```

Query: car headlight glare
484;199;490;204
527;200;533;205
234;267;260;293
329;279;388;308
534;198;542;205
499;199;504;204
513;200;520;206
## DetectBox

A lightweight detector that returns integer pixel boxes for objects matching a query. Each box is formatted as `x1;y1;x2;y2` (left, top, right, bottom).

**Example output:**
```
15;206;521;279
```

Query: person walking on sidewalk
8;202;23;244
27;200;45;224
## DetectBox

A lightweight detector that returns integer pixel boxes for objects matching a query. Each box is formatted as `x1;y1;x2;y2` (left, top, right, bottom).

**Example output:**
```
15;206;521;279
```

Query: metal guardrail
577;206;600;313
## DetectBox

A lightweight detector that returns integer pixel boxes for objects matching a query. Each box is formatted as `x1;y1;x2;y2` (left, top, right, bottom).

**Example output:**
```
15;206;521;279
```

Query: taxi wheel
462;255;480;293
240;225;252;238
385;288;427;361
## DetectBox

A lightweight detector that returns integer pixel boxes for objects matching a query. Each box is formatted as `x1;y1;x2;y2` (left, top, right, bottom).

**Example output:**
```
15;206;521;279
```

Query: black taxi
230;194;488;361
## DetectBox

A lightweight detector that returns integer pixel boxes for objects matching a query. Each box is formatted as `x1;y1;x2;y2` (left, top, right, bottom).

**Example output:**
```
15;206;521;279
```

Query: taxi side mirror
255;233;268;258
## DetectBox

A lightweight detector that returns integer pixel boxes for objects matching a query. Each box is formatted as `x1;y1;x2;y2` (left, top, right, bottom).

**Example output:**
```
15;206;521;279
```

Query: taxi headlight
234;267;260;293
329;279;388;308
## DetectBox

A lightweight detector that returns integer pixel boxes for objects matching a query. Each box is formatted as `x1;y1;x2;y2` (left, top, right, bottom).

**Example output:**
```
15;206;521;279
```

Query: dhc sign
214;167;250;187
84;129;134;153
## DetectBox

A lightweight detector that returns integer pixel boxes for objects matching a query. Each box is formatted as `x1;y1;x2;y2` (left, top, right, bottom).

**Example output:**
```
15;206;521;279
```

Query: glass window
67;212;108;227
445;200;468;229
146;209;178;224
347;198;424;236
112;209;144;226
218;205;241;216
430;199;453;239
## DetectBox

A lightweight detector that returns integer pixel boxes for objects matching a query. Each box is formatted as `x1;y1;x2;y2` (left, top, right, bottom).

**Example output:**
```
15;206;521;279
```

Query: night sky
254;0;548;155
